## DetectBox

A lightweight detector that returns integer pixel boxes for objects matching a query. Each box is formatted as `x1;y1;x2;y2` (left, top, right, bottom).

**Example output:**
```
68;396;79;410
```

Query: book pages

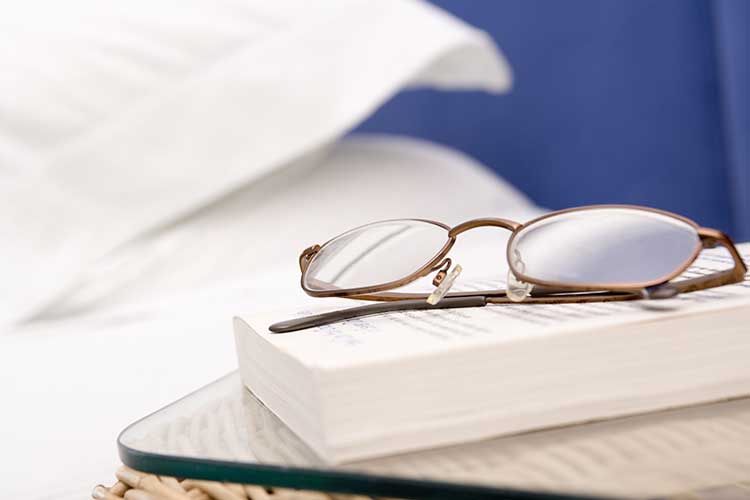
250;245;750;370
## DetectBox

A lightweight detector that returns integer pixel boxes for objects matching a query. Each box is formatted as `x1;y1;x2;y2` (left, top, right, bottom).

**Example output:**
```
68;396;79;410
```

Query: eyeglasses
269;205;746;333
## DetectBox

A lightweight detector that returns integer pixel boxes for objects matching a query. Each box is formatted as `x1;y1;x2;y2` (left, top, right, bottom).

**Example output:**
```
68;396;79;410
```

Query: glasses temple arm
268;296;488;334
682;228;746;294
269;289;639;334
667;228;747;294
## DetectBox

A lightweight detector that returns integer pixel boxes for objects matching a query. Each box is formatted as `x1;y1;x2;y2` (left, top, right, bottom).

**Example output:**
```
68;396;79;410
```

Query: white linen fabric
0;136;541;499
0;2;529;497
0;0;511;327
39;134;539;318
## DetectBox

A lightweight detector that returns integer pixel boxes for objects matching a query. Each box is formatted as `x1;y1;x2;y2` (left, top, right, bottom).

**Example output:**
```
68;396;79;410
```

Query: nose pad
507;249;534;302
507;270;533;302
427;260;463;305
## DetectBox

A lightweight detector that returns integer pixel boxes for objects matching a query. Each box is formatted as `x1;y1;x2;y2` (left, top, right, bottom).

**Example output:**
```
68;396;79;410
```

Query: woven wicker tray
94;466;750;500
94;466;380;500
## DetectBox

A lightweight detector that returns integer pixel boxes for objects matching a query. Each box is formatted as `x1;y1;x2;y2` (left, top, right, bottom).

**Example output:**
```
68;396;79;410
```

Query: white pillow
0;0;511;327
37;134;539;318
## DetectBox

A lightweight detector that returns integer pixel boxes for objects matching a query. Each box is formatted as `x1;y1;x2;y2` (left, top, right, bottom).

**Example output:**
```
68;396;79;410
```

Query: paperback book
234;244;750;463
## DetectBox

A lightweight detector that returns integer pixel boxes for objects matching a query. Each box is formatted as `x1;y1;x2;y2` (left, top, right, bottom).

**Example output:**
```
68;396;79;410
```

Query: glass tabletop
119;372;750;500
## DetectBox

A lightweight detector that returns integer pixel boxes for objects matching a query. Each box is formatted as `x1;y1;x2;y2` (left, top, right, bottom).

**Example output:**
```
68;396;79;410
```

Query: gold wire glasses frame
269;205;747;333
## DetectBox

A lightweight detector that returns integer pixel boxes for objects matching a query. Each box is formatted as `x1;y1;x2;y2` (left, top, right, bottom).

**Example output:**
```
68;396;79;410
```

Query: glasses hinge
299;244;321;272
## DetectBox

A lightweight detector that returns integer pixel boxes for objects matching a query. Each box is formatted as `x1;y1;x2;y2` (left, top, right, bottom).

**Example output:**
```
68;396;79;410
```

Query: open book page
244;243;750;370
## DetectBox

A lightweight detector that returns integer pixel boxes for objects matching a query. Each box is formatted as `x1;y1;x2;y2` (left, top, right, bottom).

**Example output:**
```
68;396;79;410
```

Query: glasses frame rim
298;204;746;301
299;218;453;298
505;204;703;292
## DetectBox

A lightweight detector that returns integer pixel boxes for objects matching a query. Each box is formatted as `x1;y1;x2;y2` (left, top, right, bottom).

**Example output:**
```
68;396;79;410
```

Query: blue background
357;0;750;239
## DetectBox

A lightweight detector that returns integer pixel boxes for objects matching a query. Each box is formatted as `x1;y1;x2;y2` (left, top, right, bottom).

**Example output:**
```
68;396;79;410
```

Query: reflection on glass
510;208;700;286
304;220;448;291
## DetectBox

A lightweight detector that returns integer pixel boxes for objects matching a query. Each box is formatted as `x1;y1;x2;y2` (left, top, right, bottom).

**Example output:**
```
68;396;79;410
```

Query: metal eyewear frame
270;205;746;333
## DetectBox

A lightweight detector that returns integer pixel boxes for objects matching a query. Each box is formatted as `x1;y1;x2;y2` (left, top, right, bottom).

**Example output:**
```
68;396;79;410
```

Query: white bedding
0;1;529;496
0;0;510;326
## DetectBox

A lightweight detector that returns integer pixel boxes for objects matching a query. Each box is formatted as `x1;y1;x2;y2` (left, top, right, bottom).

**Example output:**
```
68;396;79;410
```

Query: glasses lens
303;219;449;292
509;208;700;287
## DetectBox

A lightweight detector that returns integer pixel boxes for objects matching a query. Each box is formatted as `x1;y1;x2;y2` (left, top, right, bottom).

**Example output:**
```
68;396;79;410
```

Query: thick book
234;243;750;464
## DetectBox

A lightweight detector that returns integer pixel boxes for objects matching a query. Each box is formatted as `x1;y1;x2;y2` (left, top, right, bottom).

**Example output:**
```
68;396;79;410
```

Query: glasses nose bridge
448;218;521;238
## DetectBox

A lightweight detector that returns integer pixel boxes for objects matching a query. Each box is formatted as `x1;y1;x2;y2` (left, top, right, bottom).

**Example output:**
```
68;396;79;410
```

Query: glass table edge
117;373;619;500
